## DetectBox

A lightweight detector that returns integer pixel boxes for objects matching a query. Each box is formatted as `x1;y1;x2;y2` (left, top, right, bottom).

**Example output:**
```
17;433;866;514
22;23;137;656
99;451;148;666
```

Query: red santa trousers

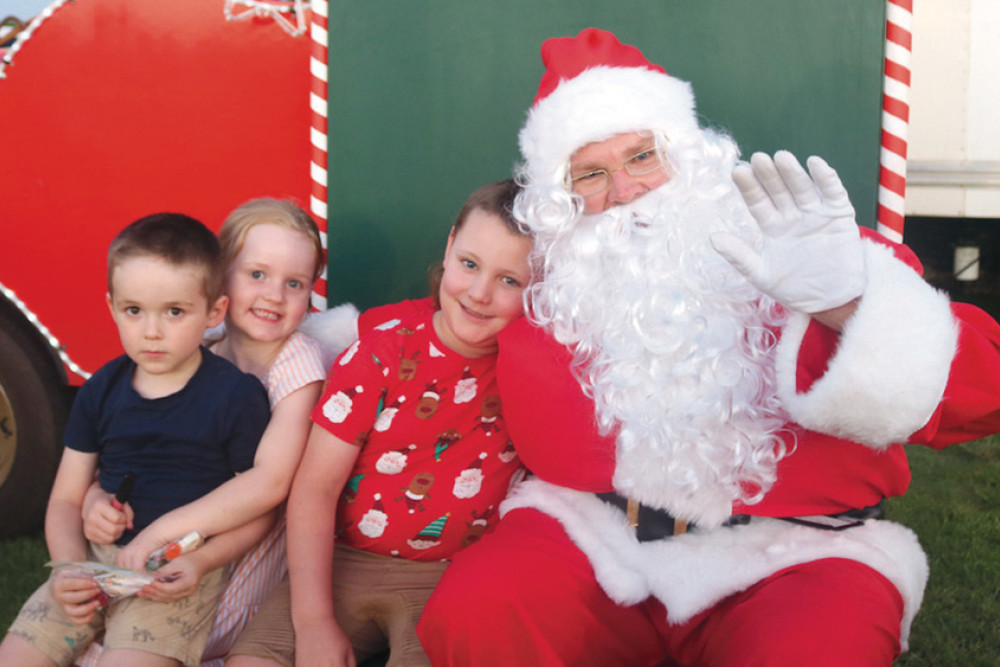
418;508;905;666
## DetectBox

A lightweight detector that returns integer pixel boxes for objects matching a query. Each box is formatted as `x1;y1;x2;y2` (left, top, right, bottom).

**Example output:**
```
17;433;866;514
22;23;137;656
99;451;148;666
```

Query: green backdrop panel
327;0;886;310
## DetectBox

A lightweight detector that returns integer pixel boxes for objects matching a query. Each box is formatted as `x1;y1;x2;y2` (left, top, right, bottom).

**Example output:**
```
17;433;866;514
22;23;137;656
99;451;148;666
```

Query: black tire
0;303;71;538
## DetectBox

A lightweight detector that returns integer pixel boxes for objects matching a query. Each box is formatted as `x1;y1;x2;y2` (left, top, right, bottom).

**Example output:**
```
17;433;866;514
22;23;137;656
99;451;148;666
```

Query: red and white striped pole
309;0;330;311
877;0;913;243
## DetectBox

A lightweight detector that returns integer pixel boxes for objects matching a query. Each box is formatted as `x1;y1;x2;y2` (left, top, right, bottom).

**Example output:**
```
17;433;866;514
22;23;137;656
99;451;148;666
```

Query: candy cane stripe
876;0;912;243
309;0;330;310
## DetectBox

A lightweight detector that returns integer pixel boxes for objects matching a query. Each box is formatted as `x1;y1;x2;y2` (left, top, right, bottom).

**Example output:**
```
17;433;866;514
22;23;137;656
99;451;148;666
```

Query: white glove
711;151;866;314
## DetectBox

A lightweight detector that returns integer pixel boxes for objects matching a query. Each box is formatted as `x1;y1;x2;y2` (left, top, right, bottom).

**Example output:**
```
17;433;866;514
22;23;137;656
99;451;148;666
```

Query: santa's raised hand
711;151;867;317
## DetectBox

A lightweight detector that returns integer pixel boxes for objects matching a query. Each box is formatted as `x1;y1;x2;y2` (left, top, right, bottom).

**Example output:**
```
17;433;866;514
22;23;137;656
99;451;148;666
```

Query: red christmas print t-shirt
312;308;522;561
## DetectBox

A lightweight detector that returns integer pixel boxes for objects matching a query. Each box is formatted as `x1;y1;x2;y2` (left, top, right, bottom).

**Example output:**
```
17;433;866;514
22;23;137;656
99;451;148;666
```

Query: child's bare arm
45;449;99;563
45;448;105;622
287;423;362;667
137;510;276;603
116;381;321;570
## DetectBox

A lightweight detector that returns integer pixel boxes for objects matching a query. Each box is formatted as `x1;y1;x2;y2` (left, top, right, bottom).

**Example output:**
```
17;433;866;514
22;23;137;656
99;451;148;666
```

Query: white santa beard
526;167;790;526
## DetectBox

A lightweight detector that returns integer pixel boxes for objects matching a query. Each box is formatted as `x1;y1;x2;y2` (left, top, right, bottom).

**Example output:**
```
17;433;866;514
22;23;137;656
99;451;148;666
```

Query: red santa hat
340;385;364;399
518;28;699;187
422;380;446;401
464;452;488;471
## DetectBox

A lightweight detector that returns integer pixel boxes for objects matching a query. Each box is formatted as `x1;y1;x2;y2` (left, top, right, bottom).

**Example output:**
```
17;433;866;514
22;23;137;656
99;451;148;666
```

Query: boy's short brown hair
107;212;223;304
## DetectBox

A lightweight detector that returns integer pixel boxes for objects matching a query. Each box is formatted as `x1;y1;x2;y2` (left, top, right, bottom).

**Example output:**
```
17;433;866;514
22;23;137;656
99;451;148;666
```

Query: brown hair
218;198;325;283
429;179;527;304
107;212;223;304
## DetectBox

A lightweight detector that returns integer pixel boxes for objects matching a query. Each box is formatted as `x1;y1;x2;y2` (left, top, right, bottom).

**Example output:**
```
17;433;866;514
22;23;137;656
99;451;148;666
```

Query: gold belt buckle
626;498;687;536
626;498;640;528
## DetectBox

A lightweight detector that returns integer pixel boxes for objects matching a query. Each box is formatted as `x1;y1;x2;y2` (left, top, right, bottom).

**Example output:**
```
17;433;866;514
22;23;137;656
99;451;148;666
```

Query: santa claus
418;28;1000;666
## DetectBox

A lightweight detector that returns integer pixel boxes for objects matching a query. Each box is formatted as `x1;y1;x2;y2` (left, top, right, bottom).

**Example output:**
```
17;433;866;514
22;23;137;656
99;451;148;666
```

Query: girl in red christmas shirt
227;180;531;667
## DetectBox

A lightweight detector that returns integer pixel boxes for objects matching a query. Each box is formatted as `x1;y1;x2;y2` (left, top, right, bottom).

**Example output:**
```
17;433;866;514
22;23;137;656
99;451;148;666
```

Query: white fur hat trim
518;66;699;187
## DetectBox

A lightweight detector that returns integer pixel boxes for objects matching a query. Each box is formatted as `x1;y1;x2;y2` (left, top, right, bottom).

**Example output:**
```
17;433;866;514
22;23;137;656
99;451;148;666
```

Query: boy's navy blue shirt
64;347;270;544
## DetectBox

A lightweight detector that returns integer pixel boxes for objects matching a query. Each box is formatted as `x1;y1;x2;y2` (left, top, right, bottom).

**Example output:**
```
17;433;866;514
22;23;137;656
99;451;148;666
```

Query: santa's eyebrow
570;158;605;174
626;140;657;156
572;141;658;173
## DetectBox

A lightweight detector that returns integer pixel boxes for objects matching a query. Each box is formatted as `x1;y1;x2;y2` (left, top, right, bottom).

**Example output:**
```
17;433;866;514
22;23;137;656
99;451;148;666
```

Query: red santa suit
418;28;1000;666
419;235;1000;667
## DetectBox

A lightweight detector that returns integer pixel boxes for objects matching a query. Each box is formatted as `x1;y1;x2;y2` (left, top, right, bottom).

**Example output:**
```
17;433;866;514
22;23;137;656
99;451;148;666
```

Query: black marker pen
111;472;137;511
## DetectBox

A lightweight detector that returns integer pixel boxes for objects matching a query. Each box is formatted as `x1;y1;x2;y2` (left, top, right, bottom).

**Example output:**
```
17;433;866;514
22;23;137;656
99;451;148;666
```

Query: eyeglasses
568;146;666;197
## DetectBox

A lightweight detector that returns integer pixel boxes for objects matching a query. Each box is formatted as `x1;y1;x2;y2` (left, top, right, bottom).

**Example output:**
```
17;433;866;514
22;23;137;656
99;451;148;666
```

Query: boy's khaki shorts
8;542;228;667
229;543;448;667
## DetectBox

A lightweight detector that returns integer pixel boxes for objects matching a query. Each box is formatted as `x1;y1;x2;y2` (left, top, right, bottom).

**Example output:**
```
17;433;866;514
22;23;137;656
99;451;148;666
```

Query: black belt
596;492;703;542
597;492;883;543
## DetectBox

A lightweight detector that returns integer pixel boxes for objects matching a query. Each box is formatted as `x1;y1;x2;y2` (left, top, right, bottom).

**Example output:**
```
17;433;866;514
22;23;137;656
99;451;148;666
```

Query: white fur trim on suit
501;478;929;649
519;66;699;187
297;302;360;371
775;240;959;448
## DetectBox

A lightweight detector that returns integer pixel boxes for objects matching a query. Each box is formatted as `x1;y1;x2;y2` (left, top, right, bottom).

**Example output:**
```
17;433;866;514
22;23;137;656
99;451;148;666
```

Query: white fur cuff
775;240;958;448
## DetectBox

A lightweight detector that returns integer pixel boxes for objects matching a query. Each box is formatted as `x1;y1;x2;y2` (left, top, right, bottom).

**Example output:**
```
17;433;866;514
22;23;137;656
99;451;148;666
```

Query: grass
2;436;998;664
0;530;49;630
889;436;1000;666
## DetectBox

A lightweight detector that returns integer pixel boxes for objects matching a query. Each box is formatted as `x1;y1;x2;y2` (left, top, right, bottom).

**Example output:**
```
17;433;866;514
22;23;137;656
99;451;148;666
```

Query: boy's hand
136;554;205;603
82;487;133;545
114;528;172;572
51;569;104;626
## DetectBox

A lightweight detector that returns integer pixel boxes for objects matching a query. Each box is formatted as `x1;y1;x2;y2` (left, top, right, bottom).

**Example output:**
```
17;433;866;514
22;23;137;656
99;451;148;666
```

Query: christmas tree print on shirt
407;513;450;550
342;474;365;504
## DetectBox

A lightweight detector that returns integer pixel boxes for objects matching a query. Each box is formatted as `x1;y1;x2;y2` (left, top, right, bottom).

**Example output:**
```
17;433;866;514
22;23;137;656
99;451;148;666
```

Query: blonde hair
218;198;325;282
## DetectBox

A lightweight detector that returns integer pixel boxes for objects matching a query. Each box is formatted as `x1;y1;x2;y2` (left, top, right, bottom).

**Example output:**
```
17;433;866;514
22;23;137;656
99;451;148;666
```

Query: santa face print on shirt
322;384;364;423
453;452;488;499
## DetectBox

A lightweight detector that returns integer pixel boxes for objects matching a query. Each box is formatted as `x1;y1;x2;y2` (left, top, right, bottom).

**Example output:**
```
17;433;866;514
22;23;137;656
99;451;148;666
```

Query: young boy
0;212;272;667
